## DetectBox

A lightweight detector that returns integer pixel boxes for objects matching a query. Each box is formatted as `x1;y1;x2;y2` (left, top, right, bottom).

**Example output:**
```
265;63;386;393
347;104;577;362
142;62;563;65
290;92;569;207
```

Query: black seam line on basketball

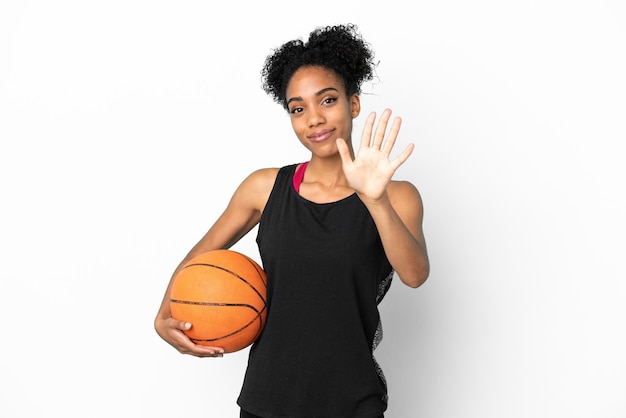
191;310;265;342
169;299;260;312
242;255;267;287
184;262;266;303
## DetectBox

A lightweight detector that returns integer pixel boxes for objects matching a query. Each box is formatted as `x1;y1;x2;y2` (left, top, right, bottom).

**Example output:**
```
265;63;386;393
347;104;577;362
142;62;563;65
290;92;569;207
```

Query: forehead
286;66;345;96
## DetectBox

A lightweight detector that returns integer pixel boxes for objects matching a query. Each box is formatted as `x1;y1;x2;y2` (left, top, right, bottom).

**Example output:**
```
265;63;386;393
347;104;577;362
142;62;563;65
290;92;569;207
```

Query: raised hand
336;108;414;203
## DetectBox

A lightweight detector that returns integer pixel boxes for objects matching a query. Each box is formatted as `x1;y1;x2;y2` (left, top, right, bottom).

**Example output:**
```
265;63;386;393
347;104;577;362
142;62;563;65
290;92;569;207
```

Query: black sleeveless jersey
237;164;394;418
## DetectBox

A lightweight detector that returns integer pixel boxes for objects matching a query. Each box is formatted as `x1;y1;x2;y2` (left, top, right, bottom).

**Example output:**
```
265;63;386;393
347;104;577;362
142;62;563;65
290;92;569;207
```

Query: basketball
170;249;267;353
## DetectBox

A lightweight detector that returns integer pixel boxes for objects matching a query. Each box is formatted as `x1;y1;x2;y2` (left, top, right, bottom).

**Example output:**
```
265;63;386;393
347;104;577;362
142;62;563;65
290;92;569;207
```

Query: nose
307;107;325;127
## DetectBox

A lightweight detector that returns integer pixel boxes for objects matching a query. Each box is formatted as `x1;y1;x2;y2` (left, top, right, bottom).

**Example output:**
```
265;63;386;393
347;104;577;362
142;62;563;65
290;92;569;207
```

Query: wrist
358;190;392;211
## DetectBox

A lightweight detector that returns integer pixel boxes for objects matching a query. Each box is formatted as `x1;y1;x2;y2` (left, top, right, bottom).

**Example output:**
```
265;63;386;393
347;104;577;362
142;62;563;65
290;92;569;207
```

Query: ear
350;94;361;118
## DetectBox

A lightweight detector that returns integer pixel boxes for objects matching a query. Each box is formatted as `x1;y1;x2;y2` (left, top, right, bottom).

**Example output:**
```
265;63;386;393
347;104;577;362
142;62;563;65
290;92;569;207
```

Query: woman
155;23;429;418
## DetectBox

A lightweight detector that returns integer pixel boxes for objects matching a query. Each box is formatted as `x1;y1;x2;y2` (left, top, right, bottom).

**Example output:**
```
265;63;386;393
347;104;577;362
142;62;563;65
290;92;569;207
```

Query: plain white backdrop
1;0;625;417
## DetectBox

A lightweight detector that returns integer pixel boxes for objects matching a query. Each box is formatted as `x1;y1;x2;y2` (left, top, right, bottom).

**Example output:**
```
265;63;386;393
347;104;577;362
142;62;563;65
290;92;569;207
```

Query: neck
306;155;349;189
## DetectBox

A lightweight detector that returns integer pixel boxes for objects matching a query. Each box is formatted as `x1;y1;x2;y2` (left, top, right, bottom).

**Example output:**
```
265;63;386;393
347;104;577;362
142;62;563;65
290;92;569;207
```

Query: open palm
337;109;414;203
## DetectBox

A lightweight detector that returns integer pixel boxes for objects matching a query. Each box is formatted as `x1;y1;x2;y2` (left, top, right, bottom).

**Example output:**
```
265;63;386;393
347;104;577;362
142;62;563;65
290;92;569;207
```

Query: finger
193;344;225;357
174;320;225;357
372;109;392;149
177;320;192;331
381;116;402;156
336;137;353;166
360;112;377;149
390;143;415;170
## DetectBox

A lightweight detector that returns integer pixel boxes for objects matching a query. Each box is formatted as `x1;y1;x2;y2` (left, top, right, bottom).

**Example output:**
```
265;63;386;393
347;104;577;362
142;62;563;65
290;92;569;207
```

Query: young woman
155;23;430;418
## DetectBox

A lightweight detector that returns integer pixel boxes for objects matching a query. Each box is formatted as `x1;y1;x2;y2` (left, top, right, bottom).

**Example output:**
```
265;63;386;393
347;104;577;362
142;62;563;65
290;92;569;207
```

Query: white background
1;1;625;417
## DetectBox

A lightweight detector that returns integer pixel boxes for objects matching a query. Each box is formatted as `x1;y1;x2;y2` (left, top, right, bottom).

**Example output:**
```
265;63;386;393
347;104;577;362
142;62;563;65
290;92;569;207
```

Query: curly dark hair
261;23;377;110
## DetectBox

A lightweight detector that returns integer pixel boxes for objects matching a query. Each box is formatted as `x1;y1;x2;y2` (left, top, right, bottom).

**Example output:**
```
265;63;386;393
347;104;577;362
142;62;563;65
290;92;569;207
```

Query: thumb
336;138;353;165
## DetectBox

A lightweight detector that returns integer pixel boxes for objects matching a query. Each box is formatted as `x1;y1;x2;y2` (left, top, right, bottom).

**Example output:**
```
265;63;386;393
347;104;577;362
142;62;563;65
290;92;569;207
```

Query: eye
323;97;337;105
290;106;304;114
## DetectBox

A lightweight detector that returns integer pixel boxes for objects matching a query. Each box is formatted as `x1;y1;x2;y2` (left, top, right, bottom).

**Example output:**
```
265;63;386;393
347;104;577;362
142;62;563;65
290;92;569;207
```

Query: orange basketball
170;249;267;353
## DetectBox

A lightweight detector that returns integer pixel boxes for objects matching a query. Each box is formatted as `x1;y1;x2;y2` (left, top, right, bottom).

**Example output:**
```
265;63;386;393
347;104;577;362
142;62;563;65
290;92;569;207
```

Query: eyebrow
286;87;339;106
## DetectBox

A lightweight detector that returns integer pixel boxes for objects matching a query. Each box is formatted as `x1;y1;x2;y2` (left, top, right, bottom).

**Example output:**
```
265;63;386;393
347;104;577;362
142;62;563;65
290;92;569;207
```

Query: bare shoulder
387;180;424;216
243;167;280;188
233;167;280;213
388;180;423;202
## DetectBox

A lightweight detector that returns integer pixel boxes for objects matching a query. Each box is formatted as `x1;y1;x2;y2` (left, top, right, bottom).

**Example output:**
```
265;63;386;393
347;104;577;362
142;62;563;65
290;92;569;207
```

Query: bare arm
337;108;429;287
363;181;429;288
154;168;278;357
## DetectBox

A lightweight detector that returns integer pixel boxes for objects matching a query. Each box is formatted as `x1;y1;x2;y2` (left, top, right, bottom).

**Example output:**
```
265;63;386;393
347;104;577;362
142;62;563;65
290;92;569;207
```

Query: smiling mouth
308;129;334;143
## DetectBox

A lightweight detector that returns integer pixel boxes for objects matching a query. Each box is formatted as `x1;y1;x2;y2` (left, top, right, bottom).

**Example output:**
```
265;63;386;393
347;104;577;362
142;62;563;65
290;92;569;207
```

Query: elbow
404;273;429;289
399;264;430;289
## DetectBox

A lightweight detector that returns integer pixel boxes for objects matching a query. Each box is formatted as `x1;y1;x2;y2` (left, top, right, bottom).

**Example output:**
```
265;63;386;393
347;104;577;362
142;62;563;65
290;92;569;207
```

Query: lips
308;129;334;143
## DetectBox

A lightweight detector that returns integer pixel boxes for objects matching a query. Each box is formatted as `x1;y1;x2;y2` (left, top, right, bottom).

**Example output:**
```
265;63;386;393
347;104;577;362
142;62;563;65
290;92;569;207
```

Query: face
285;66;360;157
